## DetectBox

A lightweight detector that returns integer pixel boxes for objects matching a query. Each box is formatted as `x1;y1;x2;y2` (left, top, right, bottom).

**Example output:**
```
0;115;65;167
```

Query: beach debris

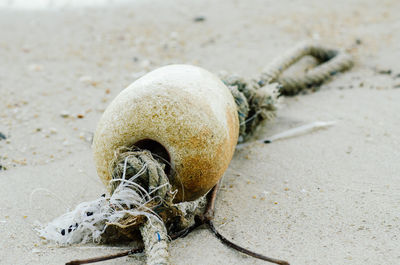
60;110;70;118
376;69;392;75
79;131;93;143
93;65;239;202
193;16;206;22
263;121;336;143
79;75;93;84
49;128;58;134
42;42;353;265
79;76;99;86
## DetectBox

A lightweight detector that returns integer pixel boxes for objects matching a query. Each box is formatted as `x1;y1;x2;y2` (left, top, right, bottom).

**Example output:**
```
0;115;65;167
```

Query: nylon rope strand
223;41;353;142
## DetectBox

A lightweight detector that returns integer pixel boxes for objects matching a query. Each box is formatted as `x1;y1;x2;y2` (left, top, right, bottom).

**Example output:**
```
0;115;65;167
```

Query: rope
108;149;172;265
261;41;354;95
109;148;207;265
140;217;169;265
223;41;353;141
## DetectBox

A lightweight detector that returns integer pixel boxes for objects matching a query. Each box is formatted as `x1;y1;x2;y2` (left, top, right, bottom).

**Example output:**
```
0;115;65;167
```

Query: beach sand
0;0;399;264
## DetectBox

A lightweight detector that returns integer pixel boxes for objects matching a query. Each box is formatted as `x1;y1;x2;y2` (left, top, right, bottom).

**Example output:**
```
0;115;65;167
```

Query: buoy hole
132;139;171;175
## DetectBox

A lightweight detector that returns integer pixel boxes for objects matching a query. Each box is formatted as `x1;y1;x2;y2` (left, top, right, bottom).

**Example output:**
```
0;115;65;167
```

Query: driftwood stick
207;220;290;265
65;248;143;265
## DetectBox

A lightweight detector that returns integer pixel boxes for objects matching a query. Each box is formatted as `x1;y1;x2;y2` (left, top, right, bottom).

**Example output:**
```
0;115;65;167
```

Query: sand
0;0;399;264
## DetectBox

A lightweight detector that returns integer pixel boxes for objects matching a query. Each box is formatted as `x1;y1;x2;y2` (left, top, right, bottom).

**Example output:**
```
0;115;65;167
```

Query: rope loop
223;42;353;140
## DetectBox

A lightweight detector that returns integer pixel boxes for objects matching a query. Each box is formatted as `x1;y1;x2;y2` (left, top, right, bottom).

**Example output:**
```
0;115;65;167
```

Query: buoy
93;64;239;202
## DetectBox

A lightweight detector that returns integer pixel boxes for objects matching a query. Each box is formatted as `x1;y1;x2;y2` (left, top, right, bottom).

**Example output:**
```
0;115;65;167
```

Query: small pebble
377;69;392;75
86;212;93;216
0;132;6;140
32;248;41;253
61;229;65;236
49;128;58;134
79;75;92;83
193;16;206;22
77;114;84;119
60;110;70;118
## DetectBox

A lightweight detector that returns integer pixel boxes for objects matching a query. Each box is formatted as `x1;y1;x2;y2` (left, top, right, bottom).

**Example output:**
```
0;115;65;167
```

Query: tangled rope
108;148;207;265
223;41;353;141
40;148;207;265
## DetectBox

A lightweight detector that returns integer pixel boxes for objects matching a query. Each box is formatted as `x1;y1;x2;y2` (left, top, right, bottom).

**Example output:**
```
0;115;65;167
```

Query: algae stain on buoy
93;64;239;202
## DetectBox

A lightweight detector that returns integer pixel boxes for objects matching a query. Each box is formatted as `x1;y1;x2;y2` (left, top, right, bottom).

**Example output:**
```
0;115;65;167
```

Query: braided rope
109;148;207;265
140;217;169;265
109;149;173;265
261;41;354;95
224;42;353;141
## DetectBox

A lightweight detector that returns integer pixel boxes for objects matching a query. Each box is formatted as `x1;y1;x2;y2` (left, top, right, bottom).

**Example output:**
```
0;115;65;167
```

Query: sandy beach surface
1;0;399;264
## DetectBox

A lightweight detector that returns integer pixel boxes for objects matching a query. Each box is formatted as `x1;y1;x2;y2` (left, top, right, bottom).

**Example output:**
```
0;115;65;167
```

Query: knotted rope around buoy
107;148;207;265
41;147;207;265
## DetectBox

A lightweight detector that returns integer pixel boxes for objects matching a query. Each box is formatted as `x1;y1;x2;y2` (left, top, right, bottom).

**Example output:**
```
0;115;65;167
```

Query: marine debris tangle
39;42;353;265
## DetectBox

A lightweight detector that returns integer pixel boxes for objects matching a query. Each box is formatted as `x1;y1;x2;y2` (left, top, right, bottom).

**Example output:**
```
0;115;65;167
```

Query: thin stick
207;220;290;265
202;182;290;265
65;248;143;265
204;180;220;220
169;217;203;240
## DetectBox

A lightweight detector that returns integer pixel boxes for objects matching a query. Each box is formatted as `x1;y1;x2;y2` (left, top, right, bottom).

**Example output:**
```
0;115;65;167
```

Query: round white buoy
93;64;239;202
